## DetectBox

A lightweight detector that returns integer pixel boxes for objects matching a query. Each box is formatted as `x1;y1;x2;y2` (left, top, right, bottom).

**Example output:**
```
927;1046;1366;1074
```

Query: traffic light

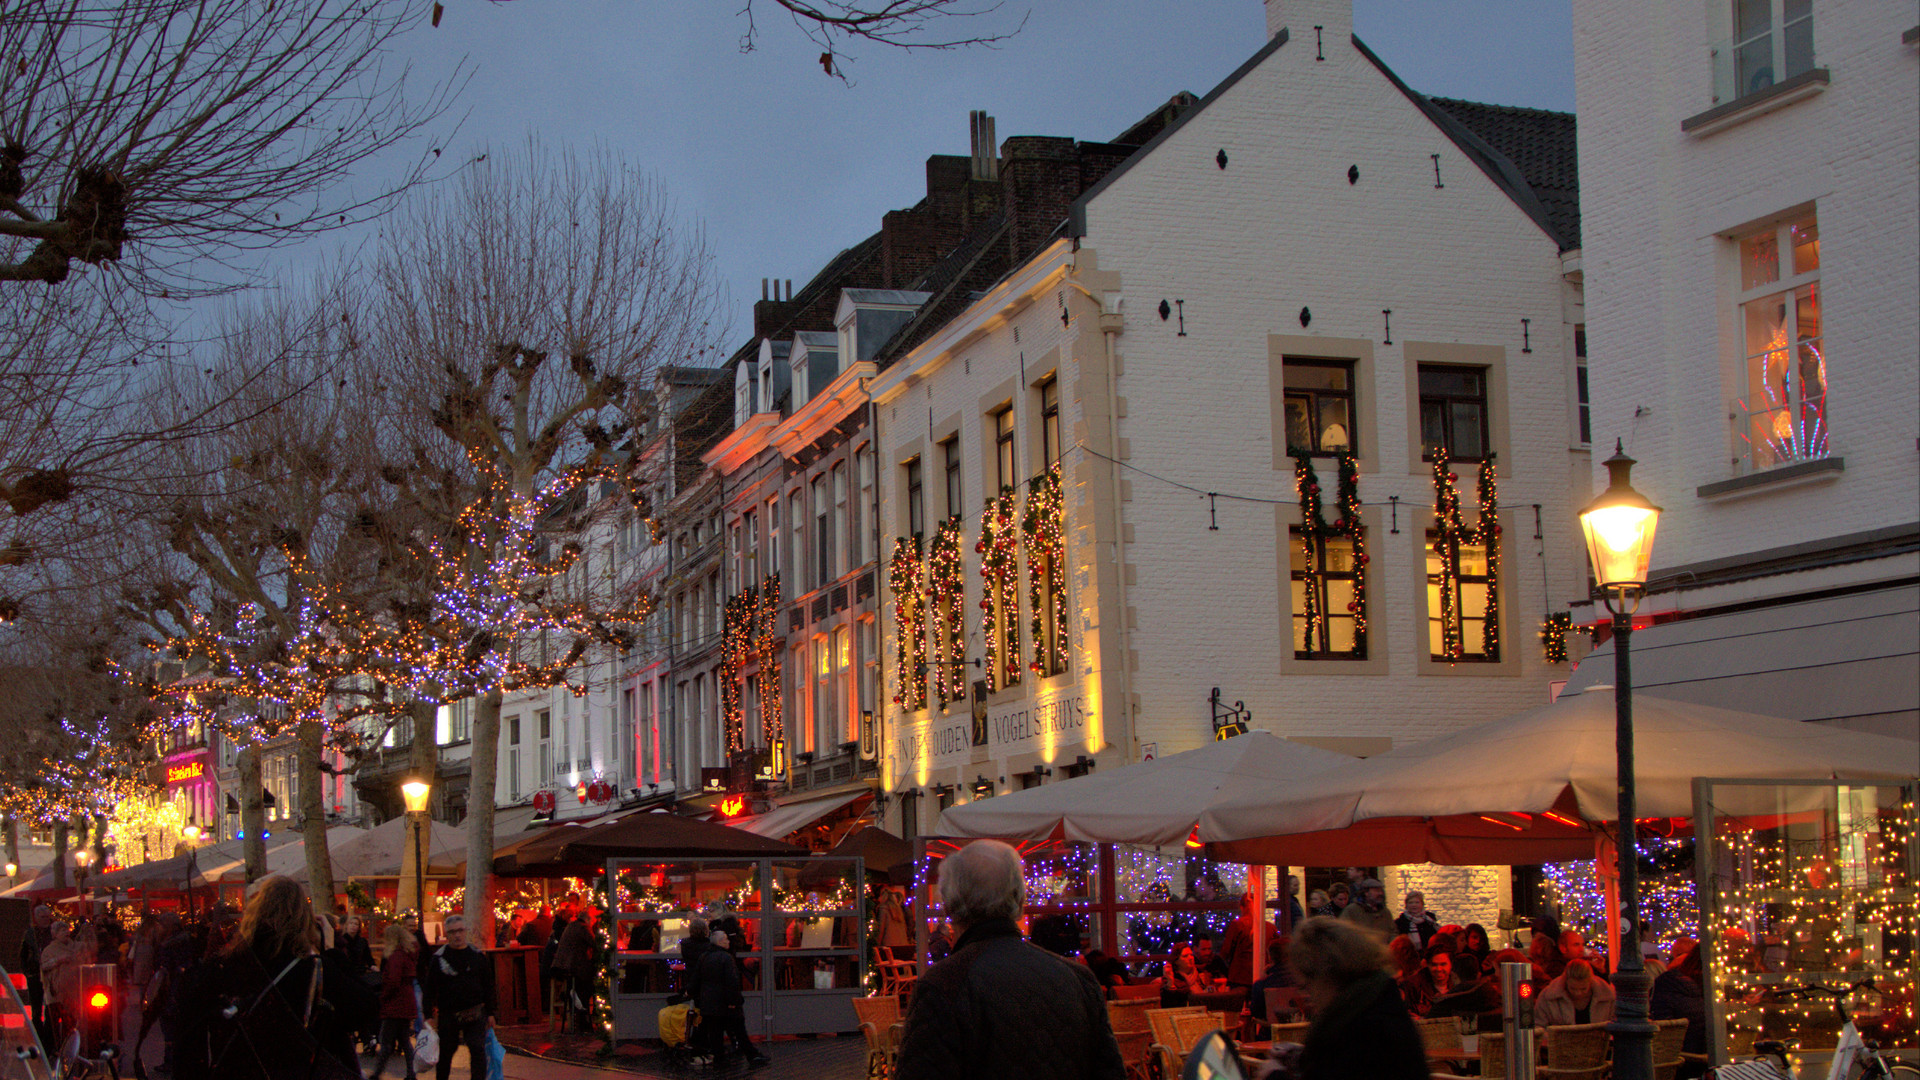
77;964;116;1058
1514;979;1535;1027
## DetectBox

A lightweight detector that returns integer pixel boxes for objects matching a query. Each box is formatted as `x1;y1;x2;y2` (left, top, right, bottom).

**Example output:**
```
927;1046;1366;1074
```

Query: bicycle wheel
1849;1060;1920;1079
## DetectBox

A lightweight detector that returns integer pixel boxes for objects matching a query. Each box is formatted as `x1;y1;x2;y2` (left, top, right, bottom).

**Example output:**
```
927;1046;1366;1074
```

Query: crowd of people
12;881;502;1080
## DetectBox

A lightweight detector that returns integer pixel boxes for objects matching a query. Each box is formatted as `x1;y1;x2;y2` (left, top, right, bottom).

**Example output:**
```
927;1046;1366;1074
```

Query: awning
731;790;869;840
1563;584;1920;738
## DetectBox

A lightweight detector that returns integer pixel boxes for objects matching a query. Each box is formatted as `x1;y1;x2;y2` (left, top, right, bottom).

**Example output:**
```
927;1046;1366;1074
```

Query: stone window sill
1683;68;1829;137
1697;456;1844;499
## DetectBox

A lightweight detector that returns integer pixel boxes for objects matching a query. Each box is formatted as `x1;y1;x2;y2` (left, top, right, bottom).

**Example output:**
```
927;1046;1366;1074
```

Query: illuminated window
1289;529;1365;659
1427;531;1497;662
834;625;853;748
1040;377;1061;465
994;406;1016;491
1734;211;1825;473
905;457;925;537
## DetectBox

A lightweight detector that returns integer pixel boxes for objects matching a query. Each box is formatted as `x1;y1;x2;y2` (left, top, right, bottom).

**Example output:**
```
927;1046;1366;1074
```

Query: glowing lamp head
1578;441;1661;614
400;777;431;813
182;825;201;842
73;850;91;867
87;989;109;1010
3;862;14;877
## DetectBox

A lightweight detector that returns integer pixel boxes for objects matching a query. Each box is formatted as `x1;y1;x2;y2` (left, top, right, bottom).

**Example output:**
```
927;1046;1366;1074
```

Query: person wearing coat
692;931;769;1067
895;841;1125;1080
1255;916;1427;1080
369;924;420;1080
1535;960;1618;1027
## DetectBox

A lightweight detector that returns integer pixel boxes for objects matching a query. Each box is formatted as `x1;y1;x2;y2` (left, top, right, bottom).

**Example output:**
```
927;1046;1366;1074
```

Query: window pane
1449;402;1485;459
1427;608;1445;656
1285;362;1347;391
1782;6;1814;79
1326;579;1354;612
1325;537;1355;573
1740;229;1780;290
1283;397;1314;453
1789;215;1819;275
1461;582;1490;617
1420;367;1481;397
1420;402;1448;458
1327;616;1356;654
1288;538;1308;574
1317;398;1352;451
1459;543;1489;577
1736;33;1775;94
1734;0;1770;38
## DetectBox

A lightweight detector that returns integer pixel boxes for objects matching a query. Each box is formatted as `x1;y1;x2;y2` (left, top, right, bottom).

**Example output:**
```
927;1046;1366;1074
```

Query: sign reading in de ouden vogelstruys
987;687;1092;760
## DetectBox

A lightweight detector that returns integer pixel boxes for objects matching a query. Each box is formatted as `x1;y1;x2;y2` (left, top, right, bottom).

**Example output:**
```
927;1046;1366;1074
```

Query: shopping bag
413;1025;440;1070
658;1002;698;1048
485;1029;507;1080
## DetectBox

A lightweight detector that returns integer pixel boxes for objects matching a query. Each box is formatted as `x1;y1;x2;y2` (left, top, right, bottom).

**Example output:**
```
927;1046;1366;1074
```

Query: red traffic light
87;988;110;1010
1517;982;1534;999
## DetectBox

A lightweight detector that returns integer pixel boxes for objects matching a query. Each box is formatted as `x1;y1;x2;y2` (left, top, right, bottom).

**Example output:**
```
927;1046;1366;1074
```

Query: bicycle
1712;978;1919;1080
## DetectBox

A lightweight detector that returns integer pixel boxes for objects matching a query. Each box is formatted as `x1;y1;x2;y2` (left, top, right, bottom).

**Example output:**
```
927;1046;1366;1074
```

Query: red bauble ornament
1448;473;1458;482
1346;602;1358;612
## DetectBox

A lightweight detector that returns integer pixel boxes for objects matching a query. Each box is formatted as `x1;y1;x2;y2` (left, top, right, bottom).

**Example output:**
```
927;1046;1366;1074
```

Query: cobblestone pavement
495;1024;869;1080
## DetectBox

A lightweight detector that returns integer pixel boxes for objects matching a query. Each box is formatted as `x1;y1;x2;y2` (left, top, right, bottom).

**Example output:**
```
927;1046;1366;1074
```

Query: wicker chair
1113;982;1161;1001
852;995;904;1080
1651;1018;1690;1080
1113;1029;1154;1080
1147;1007;1207;1077
1540;1022;1612;1080
1108;998;1155;1037
1270;1021;1311;1045
1172;1011;1226;1055
1478;1031;1509;1080
1416;1016;1465;1051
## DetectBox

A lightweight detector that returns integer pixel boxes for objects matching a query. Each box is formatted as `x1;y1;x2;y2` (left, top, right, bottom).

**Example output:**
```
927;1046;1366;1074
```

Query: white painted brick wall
1383;864;1513;943
1076;23;1590;756
1573;1;1920;568
874;16;1594;816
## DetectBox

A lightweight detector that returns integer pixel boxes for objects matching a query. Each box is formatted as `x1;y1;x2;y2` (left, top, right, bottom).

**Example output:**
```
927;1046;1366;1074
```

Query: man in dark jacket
895;840;1125;1080
420;915;495;1080
692;931;769;1067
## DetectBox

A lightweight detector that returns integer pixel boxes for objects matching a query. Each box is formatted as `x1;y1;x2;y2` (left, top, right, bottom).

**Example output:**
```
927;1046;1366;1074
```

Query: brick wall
1383;864;1514;942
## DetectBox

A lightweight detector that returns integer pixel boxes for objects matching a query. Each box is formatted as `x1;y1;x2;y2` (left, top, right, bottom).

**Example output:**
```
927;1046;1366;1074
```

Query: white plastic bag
414;1025;440;1070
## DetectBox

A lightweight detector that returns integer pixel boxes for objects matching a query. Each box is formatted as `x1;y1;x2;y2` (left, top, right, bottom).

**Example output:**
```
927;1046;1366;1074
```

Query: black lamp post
1577;441;1662;1080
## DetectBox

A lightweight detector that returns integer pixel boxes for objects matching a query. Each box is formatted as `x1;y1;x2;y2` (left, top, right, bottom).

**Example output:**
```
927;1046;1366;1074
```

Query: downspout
867;391;886;827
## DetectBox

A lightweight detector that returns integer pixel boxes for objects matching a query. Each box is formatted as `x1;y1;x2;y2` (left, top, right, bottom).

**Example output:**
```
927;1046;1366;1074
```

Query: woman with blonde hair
370;923;420;1080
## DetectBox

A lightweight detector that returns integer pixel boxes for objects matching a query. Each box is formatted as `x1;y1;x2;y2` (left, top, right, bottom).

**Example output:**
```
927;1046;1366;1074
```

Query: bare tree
739;0;1026;78
0;0;457;294
362;140;720;945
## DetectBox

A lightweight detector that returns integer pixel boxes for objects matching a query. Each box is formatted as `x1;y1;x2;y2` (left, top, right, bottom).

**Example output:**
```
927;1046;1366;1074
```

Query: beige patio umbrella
936;730;1356;848
1197;688;1920;866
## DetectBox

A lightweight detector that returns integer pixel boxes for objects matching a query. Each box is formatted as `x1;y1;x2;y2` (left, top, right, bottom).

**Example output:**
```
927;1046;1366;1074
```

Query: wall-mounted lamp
1074;755;1096;773
1030;764;1052;780
971;775;995;798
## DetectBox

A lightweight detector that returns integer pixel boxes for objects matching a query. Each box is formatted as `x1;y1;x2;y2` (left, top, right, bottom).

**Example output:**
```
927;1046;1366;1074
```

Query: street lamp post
400;777;432;923
1577;440;1663;1080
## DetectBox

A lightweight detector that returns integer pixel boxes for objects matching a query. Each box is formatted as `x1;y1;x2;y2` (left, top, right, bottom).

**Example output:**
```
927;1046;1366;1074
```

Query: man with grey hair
896;840;1125;1080
421;913;495;1080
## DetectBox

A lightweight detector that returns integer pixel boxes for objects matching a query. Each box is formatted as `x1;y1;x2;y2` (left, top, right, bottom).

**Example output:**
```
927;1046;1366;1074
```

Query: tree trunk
296;719;335;911
3;816;17;876
50;822;67;889
408;698;439;787
91;814;108;870
238;744;267;882
463;687;503;948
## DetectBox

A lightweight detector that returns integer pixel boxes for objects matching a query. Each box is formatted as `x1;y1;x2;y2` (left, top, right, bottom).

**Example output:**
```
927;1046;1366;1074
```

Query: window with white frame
1734;211;1825;472
1720;0;1814;104
789;491;805;588
813;474;832;586
941;437;962;520
1574;326;1591;447
767;498;781;584
994;406;1016;491
831;462;848;579
854;445;872;566
834;624;853;749
905;456;925;537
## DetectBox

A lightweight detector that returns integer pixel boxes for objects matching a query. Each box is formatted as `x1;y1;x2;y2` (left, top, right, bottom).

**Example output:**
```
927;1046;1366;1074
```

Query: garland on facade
591;875;616;1052
1023;462;1068;676
754;573;782;747
977;485;1022;692
887;538;927;711
1292;451;1368;654
1429;449;1501;662
1542;611;1572;664
720;591;753;754
927;518;968;708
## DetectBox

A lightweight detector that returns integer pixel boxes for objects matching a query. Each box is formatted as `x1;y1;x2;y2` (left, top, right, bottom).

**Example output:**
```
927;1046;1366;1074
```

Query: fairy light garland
1428;449;1500;663
1;712;164;827
1293;451;1368;655
887;539;927;711
1702;793;1917;1051
977;486;1022;693
1542;612;1573;665
754;574;783;747
1540;837;1700;956
1023;462;1068;677
720;590;753;754
926;519;967;708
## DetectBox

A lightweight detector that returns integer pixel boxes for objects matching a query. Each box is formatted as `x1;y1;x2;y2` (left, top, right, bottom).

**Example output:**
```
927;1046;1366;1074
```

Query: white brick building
872;0;1594;880
1562;0;1919;735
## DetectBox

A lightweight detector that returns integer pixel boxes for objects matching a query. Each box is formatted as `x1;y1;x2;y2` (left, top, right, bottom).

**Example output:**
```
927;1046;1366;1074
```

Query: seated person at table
1193;936;1228;981
1249;939;1299;1021
1254;917;1427;1080
1649;939;1706;1073
1459;923;1493;972
1164;943;1211;995
1314;884;1349;919
1536;959;1616;1027
1398;945;1455;1017
1427;950;1501;1020
1559;929;1602;974
1082;949;1129;989
1387;934;1421;983
1528;928;1565;985
1393;891;1441;948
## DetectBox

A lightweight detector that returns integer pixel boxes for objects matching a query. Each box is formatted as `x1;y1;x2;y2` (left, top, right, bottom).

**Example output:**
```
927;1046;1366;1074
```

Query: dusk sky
337;1;1576;349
